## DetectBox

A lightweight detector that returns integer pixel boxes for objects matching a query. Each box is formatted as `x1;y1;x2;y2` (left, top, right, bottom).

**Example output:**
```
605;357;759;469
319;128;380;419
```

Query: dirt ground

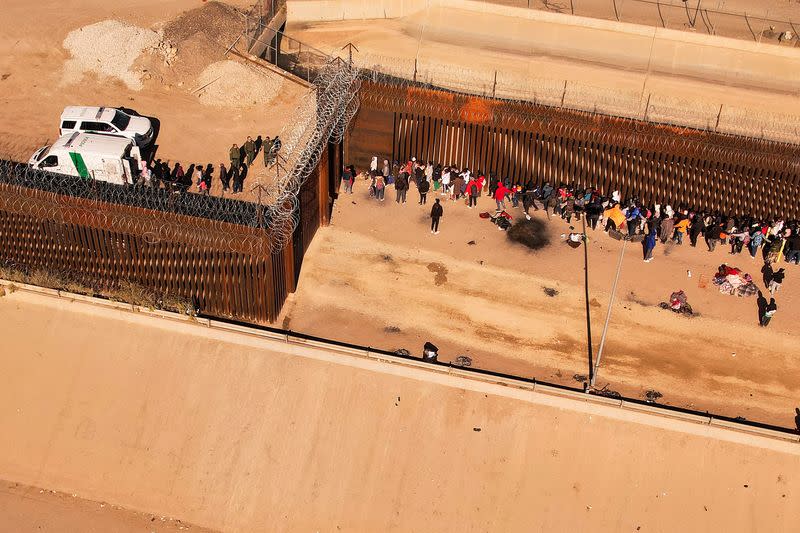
287;2;800;140
283;184;800;428
0;0;308;202
0;480;214;533
0;289;798;532
499;0;800;42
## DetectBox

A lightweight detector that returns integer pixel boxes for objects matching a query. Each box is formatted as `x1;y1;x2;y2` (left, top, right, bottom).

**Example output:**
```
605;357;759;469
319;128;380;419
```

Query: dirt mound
164;1;243;47
507;219;550;250
194;60;283;107
62;20;162;90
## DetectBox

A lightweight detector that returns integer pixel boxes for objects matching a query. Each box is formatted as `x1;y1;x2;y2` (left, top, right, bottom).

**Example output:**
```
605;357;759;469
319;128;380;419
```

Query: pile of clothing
712;264;758;297
659;290;693;315
480;210;513;230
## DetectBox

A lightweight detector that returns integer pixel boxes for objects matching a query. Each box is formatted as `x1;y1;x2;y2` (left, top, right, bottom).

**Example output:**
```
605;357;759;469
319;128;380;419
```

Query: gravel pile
195;60;283;108
62;20;162;90
164;1;243;47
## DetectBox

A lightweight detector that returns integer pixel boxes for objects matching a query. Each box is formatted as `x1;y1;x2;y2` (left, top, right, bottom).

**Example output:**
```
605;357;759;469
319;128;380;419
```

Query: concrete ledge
288;0;431;21
2;278;797;445
621;400;713;426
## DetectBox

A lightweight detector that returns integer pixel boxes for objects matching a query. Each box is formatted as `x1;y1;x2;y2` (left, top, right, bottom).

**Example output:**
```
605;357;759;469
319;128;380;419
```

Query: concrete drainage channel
2;278;798;445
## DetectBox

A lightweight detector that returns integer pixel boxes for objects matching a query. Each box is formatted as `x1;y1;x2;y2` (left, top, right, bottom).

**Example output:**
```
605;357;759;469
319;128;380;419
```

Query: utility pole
590;236;627;388
582;217;595;387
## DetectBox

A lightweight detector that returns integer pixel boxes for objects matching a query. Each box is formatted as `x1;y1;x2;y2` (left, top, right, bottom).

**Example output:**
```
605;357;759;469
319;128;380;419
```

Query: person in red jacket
493;181;512;210
465;178;481;208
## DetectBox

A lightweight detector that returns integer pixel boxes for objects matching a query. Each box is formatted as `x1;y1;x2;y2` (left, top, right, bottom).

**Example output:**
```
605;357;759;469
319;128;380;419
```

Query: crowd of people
346;155;796;326
134;134;282;196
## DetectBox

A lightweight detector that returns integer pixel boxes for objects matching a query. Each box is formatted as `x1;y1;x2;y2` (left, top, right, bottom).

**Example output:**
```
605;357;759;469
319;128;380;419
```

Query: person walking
493;181;512;210
430;198;443;234
229;144;240;170
760;298;777;327
643;226;657;262
674;216;690;244
228;164;240;193
244;136;256;165
341;165;353;194
769;268;785;295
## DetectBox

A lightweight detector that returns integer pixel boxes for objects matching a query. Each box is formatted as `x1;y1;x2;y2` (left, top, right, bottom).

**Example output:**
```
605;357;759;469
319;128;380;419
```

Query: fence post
715;104;723;131
492;71;497;98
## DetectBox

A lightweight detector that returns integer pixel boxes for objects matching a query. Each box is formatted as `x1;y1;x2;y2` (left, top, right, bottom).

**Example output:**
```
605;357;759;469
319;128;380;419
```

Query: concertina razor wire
0;56;361;256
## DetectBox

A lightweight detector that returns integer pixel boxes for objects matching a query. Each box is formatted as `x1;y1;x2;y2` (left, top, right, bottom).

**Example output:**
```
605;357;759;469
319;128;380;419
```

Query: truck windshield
111;110;131;131
36;146;50;161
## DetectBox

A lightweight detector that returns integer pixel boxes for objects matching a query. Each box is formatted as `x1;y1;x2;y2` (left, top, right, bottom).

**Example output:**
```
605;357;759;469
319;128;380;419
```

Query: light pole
590;235;627;388
582;216;595;387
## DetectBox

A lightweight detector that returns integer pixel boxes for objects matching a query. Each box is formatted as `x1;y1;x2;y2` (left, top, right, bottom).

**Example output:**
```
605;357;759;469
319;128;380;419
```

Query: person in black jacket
219;162;230;192
760;298;777;327
769;268;785;295
705;223;722;251
689;211;705;247
430;198;443;234
395;171;409;204
418;176;430;205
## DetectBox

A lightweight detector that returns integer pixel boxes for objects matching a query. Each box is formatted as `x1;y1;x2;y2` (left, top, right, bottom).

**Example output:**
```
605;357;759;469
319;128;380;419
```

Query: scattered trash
594;384;621;398
467;240;476;245
454;355;472;367
543;286;559;297
473;427;481;432
383;325;401;333
645;390;663;403
394;348;410;357
573;374;588;382
659;290;693;315
423;341;439;362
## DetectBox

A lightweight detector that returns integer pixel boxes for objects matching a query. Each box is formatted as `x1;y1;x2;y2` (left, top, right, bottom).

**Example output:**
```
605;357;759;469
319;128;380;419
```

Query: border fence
0;144;341;324
348;80;800;220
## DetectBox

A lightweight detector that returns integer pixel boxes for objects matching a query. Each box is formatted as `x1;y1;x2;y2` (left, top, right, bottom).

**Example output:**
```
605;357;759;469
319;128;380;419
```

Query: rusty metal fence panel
0;144;339;324
349;82;800;220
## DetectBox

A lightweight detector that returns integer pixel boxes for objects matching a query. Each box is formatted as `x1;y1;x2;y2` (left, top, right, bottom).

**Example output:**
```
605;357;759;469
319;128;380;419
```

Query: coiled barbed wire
0;57;361;256
263;57;361;249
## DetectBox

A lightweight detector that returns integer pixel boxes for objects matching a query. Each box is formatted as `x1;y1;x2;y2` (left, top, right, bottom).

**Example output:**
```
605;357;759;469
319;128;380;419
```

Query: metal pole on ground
582;216;594;386
590;236;627;387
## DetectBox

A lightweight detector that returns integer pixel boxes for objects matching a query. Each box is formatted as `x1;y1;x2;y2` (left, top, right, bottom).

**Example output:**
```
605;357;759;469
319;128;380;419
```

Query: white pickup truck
59;106;154;147
28;132;142;185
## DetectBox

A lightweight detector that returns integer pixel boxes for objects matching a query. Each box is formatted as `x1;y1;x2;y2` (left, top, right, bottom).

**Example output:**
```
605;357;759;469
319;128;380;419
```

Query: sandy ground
0;480;214;533
501;0;800;41
0;289;798;532
284;184;800;428
0;0;308;201
287;4;800;135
